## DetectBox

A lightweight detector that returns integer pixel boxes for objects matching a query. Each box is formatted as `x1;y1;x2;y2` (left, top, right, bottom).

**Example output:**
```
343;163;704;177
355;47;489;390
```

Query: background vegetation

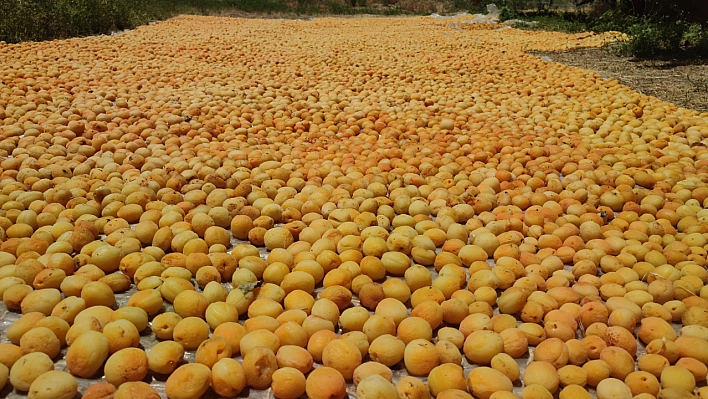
496;0;707;58
0;0;706;59
0;0;469;43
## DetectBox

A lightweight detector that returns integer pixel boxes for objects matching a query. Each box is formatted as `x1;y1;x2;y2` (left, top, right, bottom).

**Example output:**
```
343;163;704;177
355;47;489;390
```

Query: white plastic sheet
441;4;538;26
431;12;470;18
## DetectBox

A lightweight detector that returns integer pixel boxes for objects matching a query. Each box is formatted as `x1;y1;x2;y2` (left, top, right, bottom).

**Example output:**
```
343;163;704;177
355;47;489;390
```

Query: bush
0;0;138;42
617;21;707;58
588;9;636;32
0;0;146;43
621;22;683;57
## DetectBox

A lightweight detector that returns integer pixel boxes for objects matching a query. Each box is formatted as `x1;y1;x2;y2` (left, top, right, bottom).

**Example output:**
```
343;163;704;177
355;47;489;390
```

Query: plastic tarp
434;4;537;26
431;12;470;18
458;4;500;24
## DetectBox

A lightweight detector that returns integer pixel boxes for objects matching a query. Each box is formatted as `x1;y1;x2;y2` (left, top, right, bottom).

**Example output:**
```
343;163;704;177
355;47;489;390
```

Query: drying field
1;14;708;399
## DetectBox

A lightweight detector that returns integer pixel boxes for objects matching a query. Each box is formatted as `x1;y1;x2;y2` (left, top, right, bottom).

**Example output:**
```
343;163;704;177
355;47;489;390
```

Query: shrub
0;0;146;43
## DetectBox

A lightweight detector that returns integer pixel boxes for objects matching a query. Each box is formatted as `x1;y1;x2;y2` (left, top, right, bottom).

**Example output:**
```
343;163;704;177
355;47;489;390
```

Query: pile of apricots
0;13;707;399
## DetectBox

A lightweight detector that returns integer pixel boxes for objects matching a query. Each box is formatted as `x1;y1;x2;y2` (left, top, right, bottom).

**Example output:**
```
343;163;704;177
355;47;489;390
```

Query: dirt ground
535;47;708;114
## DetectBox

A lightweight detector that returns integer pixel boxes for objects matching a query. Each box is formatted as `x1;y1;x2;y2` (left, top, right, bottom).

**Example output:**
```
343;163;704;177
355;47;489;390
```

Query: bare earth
535;47;708;114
